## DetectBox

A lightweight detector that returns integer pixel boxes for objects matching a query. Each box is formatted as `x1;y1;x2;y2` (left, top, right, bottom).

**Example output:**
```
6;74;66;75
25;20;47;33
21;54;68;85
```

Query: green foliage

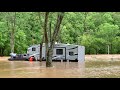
0;12;120;55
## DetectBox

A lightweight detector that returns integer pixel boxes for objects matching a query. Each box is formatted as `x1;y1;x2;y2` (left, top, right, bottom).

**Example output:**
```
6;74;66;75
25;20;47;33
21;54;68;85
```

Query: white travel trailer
27;43;85;61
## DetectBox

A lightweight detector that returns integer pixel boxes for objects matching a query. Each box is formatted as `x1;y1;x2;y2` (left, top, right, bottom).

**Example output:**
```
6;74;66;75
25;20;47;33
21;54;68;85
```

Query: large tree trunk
49;21;52;42
40;35;44;62
48;12;65;67
43;12;50;67
47;21;52;66
43;12;64;67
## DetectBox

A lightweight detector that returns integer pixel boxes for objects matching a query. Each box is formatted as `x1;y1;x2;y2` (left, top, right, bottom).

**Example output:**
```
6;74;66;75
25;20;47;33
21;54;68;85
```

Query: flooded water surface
0;58;120;78
0;60;85;78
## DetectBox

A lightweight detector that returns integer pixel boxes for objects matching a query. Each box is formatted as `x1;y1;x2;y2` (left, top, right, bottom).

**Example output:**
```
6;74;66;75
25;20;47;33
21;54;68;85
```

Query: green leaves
0;21;8;47
0;12;120;55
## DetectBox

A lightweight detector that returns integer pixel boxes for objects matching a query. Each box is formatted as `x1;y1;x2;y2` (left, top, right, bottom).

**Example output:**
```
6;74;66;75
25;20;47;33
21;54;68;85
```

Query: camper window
56;49;63;55
69;52;74;56
32;47;36;51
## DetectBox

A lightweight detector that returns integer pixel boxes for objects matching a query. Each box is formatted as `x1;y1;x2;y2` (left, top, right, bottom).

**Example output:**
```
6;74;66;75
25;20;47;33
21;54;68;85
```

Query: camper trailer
27;43;85;61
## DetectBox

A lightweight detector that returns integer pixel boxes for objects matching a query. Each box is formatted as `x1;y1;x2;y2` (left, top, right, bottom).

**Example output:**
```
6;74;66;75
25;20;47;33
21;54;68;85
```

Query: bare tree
40;12;64;67
46;12;64;67
43;12;49;66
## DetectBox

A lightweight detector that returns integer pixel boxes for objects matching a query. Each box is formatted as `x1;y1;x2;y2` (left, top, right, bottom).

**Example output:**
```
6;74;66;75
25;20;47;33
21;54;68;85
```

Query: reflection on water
0;61;85;78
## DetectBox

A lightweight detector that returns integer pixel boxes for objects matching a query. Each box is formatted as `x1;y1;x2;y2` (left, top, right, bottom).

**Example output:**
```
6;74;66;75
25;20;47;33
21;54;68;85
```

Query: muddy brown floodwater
0;60;85;78
1;55;120;78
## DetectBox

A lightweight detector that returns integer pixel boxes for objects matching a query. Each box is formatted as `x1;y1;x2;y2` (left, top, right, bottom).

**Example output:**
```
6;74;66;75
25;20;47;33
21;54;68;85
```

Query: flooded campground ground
0;55;120;78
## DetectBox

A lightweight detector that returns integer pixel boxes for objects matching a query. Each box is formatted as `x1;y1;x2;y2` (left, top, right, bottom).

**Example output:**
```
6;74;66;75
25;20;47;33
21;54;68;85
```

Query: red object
29;57;34;61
